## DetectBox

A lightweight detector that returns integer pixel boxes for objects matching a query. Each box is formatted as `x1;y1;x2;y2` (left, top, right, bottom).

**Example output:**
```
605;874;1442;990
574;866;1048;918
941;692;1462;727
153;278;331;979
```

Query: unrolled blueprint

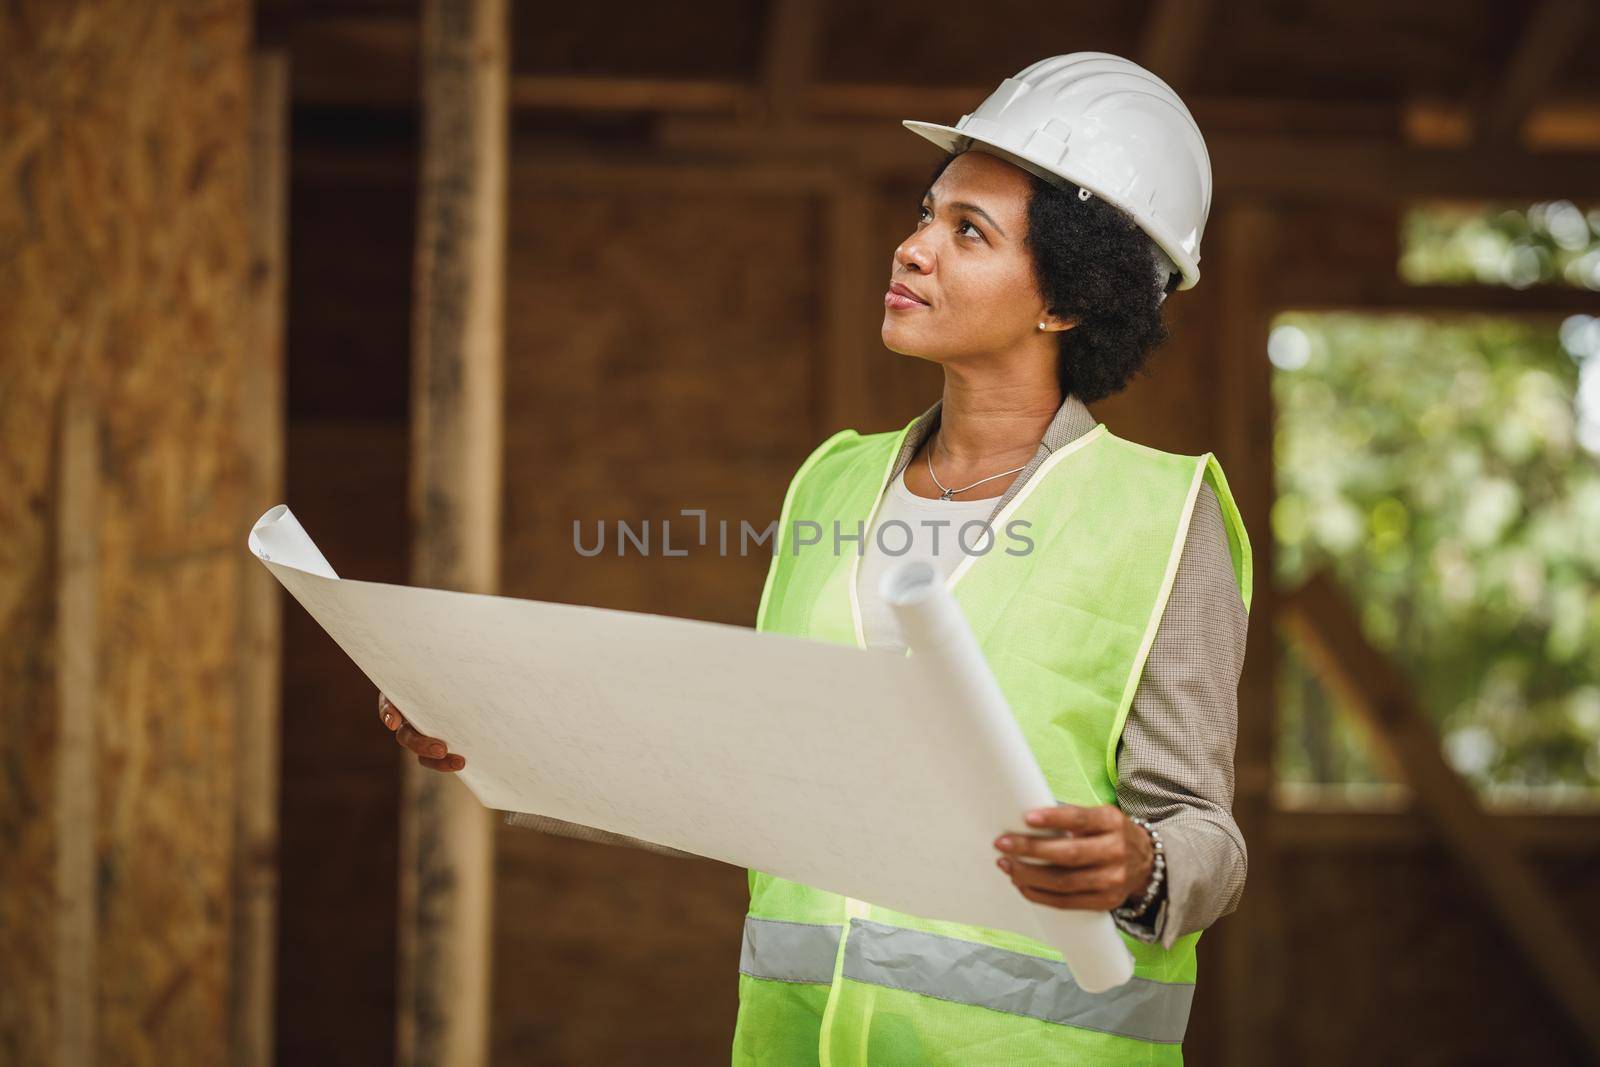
249;504;1132;990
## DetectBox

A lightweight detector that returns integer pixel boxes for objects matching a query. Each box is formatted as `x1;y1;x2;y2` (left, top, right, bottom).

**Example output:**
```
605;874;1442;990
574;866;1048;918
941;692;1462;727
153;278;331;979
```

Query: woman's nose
894;233;933;274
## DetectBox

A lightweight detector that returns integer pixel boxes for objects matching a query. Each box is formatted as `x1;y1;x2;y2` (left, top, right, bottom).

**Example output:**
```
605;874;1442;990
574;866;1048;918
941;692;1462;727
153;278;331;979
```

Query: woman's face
882;150;1060;366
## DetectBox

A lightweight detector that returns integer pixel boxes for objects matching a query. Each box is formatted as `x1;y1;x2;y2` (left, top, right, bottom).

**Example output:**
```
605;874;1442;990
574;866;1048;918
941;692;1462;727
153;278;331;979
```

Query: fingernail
1025;812;1044;825
384;712;393;726
430;743;446;757
997;858;1011;872
996;836;1013;849
450;756;464;769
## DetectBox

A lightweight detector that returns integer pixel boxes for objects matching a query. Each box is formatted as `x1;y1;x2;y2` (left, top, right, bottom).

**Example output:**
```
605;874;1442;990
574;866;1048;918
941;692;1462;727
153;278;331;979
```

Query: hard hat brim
901;119;1200;291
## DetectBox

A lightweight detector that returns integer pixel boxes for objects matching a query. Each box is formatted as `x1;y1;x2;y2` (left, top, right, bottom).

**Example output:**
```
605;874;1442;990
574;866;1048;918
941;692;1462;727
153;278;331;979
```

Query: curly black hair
924;150;1179;404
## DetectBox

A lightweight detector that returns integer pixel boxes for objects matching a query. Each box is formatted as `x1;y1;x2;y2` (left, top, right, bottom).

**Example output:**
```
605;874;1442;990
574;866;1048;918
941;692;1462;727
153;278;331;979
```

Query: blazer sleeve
1111;479;1250;949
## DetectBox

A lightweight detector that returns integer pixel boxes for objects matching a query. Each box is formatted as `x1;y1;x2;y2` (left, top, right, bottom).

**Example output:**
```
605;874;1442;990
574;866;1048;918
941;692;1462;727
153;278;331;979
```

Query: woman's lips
885;286;929;310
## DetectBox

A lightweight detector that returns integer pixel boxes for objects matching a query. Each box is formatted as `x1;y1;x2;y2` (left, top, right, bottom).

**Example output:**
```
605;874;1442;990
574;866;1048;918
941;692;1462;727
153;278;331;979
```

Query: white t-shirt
855;469;998;653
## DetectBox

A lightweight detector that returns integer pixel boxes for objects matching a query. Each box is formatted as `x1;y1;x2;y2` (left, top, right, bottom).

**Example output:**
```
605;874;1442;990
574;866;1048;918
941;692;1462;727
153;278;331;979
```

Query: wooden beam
657;116;1600;199
1478;0;1594;144
289;14;417;107
509;154;845;196
1206;136;1600;201
400;1;505;1065
806;82;986;121
1215;201;1286;1065
809;86;1407;138
277;13;1600;154
1283;570;1600;1061
1273;807;1600;853
280;18;1408;137
1525;99;1600;151
54;385;97;1067
656;114;933;173
529;75;1406;133
1139;0;1211;91
1412;94;1600;151
820;185;879;437
758;0;821;125
292;139;855;195
231;49;290;1067
1403;97;1476;148
512;75;755;115
1277;278;1600;315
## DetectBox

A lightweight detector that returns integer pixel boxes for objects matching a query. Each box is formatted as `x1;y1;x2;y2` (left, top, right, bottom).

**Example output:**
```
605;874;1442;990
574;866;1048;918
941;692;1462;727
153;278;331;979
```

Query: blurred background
4;0;1600;1064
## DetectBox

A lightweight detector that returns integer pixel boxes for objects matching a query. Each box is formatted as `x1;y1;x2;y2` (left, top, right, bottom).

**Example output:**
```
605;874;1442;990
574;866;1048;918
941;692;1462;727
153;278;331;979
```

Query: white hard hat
902;52;1212;293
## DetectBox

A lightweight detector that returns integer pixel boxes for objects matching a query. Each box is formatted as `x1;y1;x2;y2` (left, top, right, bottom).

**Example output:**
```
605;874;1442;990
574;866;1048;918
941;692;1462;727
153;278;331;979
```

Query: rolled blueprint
881;558;1136;993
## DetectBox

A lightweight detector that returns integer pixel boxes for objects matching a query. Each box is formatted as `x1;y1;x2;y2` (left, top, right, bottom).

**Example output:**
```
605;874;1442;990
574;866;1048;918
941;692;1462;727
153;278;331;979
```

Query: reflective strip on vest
740;917;842;984
741;916;1194;1046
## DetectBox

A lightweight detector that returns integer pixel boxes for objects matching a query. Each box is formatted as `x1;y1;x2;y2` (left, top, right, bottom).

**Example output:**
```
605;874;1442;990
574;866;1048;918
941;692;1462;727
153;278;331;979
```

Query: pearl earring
1038;322;1047;331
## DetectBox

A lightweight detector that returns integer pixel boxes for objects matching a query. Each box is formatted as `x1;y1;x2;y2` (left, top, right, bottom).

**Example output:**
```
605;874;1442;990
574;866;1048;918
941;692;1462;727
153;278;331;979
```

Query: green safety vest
731;414;1253;1065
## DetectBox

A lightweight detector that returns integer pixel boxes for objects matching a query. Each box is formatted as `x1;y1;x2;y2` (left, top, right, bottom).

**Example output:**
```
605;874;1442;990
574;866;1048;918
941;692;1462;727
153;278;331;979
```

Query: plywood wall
0;2;258;1063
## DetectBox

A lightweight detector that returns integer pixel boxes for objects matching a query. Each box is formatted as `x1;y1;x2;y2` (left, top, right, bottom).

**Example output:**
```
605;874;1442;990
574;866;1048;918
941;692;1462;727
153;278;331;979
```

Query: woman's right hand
378;691;466;772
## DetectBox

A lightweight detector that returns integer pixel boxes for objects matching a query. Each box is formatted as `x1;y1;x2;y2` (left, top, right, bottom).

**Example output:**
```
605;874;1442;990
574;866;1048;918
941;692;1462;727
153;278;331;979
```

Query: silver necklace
925;432;1029;501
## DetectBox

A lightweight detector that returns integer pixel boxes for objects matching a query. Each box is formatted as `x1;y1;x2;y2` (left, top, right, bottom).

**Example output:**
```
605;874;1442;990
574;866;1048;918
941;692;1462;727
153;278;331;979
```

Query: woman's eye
916;206;982;240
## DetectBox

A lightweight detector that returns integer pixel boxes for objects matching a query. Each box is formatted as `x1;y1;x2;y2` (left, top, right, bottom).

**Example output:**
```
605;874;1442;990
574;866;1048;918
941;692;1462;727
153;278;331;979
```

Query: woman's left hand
993;804;1154;912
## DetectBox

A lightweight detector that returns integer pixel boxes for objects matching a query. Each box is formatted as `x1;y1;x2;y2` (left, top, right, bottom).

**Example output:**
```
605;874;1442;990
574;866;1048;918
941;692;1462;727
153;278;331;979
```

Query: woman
380;52;1250;1064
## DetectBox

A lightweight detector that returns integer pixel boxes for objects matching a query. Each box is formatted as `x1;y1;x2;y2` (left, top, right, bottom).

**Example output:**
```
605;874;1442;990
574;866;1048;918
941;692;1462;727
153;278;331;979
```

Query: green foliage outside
1400;200;1600;290
1271;311;1600;803
1274;200;1600;804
